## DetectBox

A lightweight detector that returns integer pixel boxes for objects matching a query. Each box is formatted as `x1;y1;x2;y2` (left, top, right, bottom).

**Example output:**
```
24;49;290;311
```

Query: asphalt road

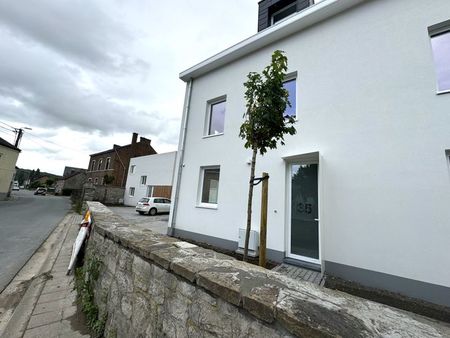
0;190;71;292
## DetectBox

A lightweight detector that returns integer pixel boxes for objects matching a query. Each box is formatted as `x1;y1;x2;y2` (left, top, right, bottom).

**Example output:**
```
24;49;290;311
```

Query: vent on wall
236;228;259;257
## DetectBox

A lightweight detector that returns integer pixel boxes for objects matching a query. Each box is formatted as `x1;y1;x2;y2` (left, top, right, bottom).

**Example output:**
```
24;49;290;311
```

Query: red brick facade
86;133;157;187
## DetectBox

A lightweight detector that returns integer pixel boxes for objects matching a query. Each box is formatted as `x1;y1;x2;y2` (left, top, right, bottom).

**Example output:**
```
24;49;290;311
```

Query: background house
0;137;21;200
55;166;87;195
86;132;157;187
124;151;177;206
169;0;450;310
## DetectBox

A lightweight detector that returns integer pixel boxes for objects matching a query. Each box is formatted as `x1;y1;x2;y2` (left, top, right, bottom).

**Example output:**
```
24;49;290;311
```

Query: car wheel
149;208;157;216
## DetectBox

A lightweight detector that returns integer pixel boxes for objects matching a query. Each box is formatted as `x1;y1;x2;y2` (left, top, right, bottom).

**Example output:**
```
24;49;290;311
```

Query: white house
124;151;177;206
169;0;450;309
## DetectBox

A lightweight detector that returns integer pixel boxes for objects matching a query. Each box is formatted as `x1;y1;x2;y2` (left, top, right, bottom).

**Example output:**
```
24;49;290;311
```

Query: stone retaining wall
85;202;450;337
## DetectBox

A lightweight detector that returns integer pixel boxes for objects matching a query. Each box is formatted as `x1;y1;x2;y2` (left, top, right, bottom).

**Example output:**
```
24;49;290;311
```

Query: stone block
242;284;279;323
197;269;241;306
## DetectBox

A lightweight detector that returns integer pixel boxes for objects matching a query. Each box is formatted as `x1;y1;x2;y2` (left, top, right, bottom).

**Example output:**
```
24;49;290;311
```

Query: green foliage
45;179;55;187
239;50;296;155
30;181;41;189
103;174;115;185
74;256;106;338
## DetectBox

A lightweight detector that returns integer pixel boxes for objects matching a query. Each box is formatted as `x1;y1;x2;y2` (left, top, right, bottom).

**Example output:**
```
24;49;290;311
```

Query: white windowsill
202;133;224;139
196;203;218;210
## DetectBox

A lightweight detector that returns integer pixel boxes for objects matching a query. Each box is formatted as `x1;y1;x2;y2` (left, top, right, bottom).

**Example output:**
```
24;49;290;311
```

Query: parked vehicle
12;181;19;191
136;197;171;216
34;187;47;195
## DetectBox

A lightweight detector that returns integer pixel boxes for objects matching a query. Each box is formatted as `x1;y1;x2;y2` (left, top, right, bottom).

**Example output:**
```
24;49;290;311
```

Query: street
0;190;71;292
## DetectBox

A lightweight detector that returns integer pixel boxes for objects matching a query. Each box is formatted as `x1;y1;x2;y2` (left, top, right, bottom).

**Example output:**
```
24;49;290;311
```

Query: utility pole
13;127;31;148
14;128;23;147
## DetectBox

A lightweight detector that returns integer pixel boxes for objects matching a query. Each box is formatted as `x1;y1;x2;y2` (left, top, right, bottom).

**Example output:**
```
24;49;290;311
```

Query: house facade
124;151;177;206
169;0;450;308
0;137;21;200
86;133;157;187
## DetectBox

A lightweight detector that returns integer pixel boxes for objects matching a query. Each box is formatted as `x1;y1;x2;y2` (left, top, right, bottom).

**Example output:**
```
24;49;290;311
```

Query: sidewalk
1;213;91;338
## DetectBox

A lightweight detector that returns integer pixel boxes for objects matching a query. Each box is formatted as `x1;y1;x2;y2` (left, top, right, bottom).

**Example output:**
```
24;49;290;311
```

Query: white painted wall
173;0;450;289
124;152;177;206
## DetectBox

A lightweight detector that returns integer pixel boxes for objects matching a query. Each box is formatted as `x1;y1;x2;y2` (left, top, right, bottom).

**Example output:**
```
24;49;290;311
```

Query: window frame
130;165;136;174
97;159;103;171
140;175;147;185
197;166;221;209
129;187;135;196
204;95;226;138
428;20;450;95
91;160;96;171
283;72;297;119
271;1;297;25
94;178;98;185
105;157;111;170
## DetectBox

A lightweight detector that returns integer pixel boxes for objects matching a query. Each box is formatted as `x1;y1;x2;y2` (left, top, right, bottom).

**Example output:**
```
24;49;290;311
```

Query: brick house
86;133;157;187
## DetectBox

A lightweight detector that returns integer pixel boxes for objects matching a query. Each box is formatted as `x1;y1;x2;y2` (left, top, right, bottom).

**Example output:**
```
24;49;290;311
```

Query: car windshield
138;198;149;203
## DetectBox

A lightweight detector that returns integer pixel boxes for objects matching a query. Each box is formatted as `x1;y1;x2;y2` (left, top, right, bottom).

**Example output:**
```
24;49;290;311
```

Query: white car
136;197;171;216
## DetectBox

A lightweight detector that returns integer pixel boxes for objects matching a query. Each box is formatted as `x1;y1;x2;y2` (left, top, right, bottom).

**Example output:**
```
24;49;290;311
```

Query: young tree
239;50;296;261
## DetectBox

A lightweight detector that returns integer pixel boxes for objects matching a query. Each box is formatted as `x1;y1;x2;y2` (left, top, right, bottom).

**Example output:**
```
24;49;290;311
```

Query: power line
0;121;16;130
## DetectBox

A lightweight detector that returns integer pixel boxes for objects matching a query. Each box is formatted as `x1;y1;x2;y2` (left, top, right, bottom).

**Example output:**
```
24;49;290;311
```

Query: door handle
314;218;320;222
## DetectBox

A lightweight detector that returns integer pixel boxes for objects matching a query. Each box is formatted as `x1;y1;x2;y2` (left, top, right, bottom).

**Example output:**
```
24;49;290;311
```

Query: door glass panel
291;164;319;259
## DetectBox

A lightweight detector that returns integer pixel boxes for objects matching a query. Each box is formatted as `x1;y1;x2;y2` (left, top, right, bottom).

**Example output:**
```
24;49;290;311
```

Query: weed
74;256;106;338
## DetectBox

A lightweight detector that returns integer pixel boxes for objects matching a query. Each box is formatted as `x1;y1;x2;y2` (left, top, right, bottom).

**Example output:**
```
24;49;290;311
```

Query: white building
124;151;177;206
169;0;450;309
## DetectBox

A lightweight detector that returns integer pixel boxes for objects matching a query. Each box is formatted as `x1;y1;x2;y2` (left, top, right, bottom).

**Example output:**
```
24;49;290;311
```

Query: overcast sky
0;0;257;174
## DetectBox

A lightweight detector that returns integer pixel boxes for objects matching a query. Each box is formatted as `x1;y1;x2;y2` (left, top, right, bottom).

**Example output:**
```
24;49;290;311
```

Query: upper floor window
283;77;297;118
97;159;103;171
429;20;450;93
271;1;296;25
130;165;136;174
105;157;111;170
206;98;226;136
91;160;96;171
141;175;147;185
94;178;98;185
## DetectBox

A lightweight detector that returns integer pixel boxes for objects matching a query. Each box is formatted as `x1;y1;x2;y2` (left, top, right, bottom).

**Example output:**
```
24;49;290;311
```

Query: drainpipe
168;79;193;236
114;148;127;187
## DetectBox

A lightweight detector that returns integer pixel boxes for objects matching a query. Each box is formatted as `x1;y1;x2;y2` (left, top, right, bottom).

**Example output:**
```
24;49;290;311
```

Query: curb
0;213;78;338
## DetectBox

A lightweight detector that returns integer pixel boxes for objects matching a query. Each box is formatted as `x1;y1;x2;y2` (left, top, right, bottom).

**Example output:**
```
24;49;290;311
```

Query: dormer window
271;2;297;25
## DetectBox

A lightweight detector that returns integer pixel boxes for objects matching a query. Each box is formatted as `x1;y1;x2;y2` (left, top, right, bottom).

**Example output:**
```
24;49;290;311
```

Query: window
429;21;450;93
88;178;92;182
105;157;111;170
91;160;96;171
94;178;98;185
130;165;136;174
283;78;296;118
97;159;103;171
271;2;297;25
200;167;220;205
129;187;135;196
141;175;147;185
206;98;226;136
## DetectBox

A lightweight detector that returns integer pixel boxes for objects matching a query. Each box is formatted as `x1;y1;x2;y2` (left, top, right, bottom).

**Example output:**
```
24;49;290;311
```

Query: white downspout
168;79;193;236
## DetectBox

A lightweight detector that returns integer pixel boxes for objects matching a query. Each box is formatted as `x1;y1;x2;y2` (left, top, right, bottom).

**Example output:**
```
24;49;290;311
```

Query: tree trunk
243;147;258;261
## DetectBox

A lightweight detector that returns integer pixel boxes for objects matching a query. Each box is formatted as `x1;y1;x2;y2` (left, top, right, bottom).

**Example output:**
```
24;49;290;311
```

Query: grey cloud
0;0;149;74
0;35;179;142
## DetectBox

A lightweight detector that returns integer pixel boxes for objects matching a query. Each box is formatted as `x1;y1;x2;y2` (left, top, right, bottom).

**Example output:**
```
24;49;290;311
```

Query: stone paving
108;205;168;234
22;214;90;338
272;263;325;286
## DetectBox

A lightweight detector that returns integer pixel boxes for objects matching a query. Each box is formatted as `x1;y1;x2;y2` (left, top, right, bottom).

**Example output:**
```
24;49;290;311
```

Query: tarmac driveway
108;206;168;235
